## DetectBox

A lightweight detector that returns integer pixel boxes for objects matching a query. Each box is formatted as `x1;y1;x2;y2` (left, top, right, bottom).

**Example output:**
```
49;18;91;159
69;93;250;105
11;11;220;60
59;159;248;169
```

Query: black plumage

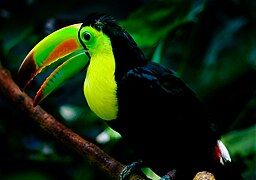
114;63;217;178
83;14;234;179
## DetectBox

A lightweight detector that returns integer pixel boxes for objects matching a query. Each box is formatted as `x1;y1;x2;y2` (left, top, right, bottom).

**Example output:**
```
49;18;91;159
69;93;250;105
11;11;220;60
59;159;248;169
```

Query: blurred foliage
0;0;255;179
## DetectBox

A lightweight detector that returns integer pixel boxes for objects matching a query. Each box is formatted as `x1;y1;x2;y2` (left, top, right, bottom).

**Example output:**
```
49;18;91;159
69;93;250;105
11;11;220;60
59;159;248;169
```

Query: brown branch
0;65;215;180
0;65;147;180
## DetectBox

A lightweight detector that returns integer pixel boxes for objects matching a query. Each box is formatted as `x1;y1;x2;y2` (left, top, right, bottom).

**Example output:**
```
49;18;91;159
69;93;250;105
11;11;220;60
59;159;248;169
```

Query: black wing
110;62;217;173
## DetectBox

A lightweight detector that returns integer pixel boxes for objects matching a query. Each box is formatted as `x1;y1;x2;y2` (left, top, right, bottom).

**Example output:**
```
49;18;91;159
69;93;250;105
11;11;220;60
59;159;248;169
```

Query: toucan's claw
119;161;146;180
161;170;176;180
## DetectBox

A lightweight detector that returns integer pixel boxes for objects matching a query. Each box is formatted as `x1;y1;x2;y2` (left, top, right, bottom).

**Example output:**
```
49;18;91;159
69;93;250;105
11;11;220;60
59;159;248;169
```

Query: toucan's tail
213;140;244;180
215;140;231;165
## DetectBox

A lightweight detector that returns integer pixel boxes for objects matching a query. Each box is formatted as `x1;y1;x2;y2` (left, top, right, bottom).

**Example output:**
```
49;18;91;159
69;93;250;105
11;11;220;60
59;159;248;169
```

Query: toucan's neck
83;26;147;120
83;42;118;121
102;27;148;82
113;46;147;82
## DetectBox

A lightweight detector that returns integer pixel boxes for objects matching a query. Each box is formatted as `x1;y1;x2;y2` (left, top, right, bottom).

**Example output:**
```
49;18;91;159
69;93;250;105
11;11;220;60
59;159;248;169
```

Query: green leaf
141;167;160;180
120;0;206;49
152;40;164;63
222;125;256;158
2;26;33;56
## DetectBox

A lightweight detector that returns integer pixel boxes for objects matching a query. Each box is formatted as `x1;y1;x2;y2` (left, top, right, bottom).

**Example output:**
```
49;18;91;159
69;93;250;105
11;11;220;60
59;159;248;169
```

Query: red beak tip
33;101;38;107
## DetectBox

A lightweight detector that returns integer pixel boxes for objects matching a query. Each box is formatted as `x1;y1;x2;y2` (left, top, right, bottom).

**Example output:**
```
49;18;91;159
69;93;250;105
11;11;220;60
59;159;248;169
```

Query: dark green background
0;0;255;179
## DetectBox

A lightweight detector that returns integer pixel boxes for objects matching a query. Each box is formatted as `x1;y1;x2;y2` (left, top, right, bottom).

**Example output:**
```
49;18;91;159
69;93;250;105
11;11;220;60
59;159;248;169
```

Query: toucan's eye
83;32;91;41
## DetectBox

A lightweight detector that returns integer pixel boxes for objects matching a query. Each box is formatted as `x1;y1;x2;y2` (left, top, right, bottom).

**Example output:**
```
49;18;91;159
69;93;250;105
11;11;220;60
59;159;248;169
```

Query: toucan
18;14;233;179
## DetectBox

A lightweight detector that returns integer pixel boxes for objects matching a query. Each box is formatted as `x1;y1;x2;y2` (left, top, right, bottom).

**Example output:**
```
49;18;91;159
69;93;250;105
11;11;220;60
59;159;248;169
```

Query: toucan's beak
18;23;89;106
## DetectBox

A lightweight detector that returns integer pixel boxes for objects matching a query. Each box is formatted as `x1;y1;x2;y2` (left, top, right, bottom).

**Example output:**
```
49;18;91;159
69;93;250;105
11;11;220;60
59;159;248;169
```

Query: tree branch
0;65;147;180
0;64;215;180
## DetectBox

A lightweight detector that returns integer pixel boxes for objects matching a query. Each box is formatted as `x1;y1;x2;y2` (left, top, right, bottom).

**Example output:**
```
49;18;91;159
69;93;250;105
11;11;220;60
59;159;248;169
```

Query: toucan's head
18;14;146;108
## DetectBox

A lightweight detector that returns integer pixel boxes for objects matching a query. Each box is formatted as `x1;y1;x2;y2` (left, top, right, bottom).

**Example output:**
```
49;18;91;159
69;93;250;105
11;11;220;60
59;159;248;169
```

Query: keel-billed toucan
18;14;233;179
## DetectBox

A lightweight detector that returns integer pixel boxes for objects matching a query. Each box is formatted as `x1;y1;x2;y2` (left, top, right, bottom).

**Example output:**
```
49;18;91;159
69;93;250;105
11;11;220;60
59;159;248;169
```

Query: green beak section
33;51;88;105
18;23;89;106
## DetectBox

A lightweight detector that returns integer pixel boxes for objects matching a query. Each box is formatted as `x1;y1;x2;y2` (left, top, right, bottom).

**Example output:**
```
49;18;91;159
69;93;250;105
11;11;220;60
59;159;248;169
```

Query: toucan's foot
119;161;143;180
161;169;176;180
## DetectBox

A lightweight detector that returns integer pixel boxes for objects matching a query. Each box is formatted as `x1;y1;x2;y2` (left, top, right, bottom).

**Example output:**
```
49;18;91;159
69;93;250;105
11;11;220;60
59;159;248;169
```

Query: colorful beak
18;23;89;106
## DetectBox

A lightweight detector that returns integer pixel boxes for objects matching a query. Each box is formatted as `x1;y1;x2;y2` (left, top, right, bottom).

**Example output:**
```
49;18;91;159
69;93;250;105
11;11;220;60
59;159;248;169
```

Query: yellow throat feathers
83;29;118;120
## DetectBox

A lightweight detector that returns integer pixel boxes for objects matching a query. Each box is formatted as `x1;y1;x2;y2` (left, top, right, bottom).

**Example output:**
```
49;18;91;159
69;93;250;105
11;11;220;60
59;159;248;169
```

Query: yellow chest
83;52;118;120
